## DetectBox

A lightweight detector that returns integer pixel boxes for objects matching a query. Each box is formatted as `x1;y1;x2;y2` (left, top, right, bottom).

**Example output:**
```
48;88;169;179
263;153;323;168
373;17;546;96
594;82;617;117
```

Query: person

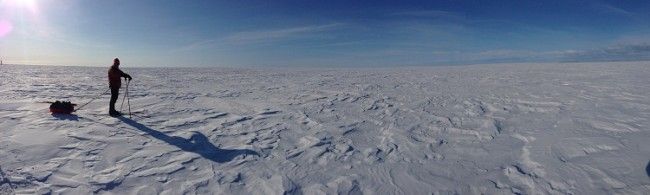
108;58;132;116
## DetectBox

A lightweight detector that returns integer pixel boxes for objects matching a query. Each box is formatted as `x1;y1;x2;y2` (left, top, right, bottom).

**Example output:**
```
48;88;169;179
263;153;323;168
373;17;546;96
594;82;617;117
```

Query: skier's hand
125;75;133;80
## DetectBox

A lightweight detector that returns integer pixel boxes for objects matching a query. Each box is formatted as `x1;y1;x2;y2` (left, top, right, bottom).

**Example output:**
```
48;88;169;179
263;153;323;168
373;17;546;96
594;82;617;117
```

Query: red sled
50;107;74;114
49;101;76;114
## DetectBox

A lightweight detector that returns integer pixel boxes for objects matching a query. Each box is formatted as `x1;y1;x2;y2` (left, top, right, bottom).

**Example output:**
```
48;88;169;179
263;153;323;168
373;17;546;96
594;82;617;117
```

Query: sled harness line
74;88;110;112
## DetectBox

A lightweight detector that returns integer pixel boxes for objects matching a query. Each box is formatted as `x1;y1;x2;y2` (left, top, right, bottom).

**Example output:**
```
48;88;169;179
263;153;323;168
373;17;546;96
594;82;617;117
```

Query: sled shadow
118;117;258;163
52;113;79;121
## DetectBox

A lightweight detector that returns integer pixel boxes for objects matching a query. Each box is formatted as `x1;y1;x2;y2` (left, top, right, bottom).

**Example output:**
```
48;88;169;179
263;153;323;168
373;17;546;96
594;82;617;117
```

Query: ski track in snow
1;62;650;194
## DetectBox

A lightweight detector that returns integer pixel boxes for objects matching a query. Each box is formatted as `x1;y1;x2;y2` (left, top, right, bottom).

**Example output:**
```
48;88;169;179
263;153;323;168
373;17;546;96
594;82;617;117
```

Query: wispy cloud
430;44;650;64
174;39;220;52
174;23;344;52
429;49;565;64
593;3;635;17
390;10;466;22
392;10;462;18
613;33;650;45
562;43;650;62
223;23;344;43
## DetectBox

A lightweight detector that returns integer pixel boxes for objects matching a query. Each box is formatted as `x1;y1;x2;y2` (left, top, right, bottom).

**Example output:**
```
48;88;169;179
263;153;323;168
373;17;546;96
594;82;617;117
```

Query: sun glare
3;0;39;13
0;0;42;37
0;20;12;37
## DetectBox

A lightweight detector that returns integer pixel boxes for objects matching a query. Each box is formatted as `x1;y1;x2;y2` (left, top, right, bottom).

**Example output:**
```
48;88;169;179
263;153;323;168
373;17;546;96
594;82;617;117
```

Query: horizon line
3;59;649;69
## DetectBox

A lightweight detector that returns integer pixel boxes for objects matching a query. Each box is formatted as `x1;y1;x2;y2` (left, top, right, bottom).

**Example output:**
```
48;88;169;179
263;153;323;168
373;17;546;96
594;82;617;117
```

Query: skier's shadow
118;117;258;163
646;160;650;178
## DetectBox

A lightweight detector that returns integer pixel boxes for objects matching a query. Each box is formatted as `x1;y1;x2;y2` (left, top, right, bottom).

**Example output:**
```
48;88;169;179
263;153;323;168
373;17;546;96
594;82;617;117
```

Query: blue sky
1;0;649;67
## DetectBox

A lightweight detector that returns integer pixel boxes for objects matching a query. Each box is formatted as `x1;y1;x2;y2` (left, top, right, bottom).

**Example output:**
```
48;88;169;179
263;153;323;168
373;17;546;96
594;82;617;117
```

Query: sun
0;0;42;38
3;0;39;13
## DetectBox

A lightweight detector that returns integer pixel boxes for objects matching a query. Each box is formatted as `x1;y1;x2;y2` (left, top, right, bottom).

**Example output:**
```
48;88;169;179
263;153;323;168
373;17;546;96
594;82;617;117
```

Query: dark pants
109;87;119;113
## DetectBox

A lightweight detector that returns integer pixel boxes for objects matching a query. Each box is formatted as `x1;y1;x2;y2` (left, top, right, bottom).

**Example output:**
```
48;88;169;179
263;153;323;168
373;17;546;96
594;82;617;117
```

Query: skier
108;58;132;116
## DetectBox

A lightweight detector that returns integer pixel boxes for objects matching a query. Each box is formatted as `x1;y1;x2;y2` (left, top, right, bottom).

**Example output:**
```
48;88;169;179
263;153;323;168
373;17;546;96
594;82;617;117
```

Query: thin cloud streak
428;49;566;64
562;43;650;62
223;23;344;43
174;39;220;52
593;3;635;17
390;10;466;21
174;23;344;52
428;43;650;64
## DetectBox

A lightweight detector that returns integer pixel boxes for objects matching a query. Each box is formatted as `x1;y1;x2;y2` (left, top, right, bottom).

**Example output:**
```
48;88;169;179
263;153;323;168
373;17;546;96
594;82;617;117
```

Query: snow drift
0;62;649;194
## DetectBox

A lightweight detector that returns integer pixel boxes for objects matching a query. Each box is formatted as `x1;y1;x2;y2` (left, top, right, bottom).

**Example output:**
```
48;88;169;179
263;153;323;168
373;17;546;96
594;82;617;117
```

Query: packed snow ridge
1;62;649;194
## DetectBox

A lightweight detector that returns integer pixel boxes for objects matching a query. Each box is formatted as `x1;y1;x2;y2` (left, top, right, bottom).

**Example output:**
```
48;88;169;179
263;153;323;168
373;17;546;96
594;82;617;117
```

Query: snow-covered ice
1;62;649;194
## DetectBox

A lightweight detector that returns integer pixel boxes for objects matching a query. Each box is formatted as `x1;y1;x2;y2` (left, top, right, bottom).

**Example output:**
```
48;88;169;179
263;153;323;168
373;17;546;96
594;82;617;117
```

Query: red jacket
108;65;130;89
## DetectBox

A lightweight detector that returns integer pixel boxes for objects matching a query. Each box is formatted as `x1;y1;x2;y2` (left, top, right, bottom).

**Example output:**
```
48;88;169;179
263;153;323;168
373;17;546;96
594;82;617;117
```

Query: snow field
1;62;649;194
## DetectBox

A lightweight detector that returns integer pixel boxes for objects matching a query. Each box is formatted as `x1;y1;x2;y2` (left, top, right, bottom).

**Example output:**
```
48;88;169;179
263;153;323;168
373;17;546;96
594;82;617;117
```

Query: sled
49;101;77;114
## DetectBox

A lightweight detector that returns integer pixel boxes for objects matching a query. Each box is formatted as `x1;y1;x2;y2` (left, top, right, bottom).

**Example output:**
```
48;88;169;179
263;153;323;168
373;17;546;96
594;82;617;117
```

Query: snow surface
1;62;649;194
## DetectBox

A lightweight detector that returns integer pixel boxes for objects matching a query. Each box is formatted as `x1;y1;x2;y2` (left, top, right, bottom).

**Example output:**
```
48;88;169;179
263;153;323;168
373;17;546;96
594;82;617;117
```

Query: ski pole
120;79;127;111
127;80;132;119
